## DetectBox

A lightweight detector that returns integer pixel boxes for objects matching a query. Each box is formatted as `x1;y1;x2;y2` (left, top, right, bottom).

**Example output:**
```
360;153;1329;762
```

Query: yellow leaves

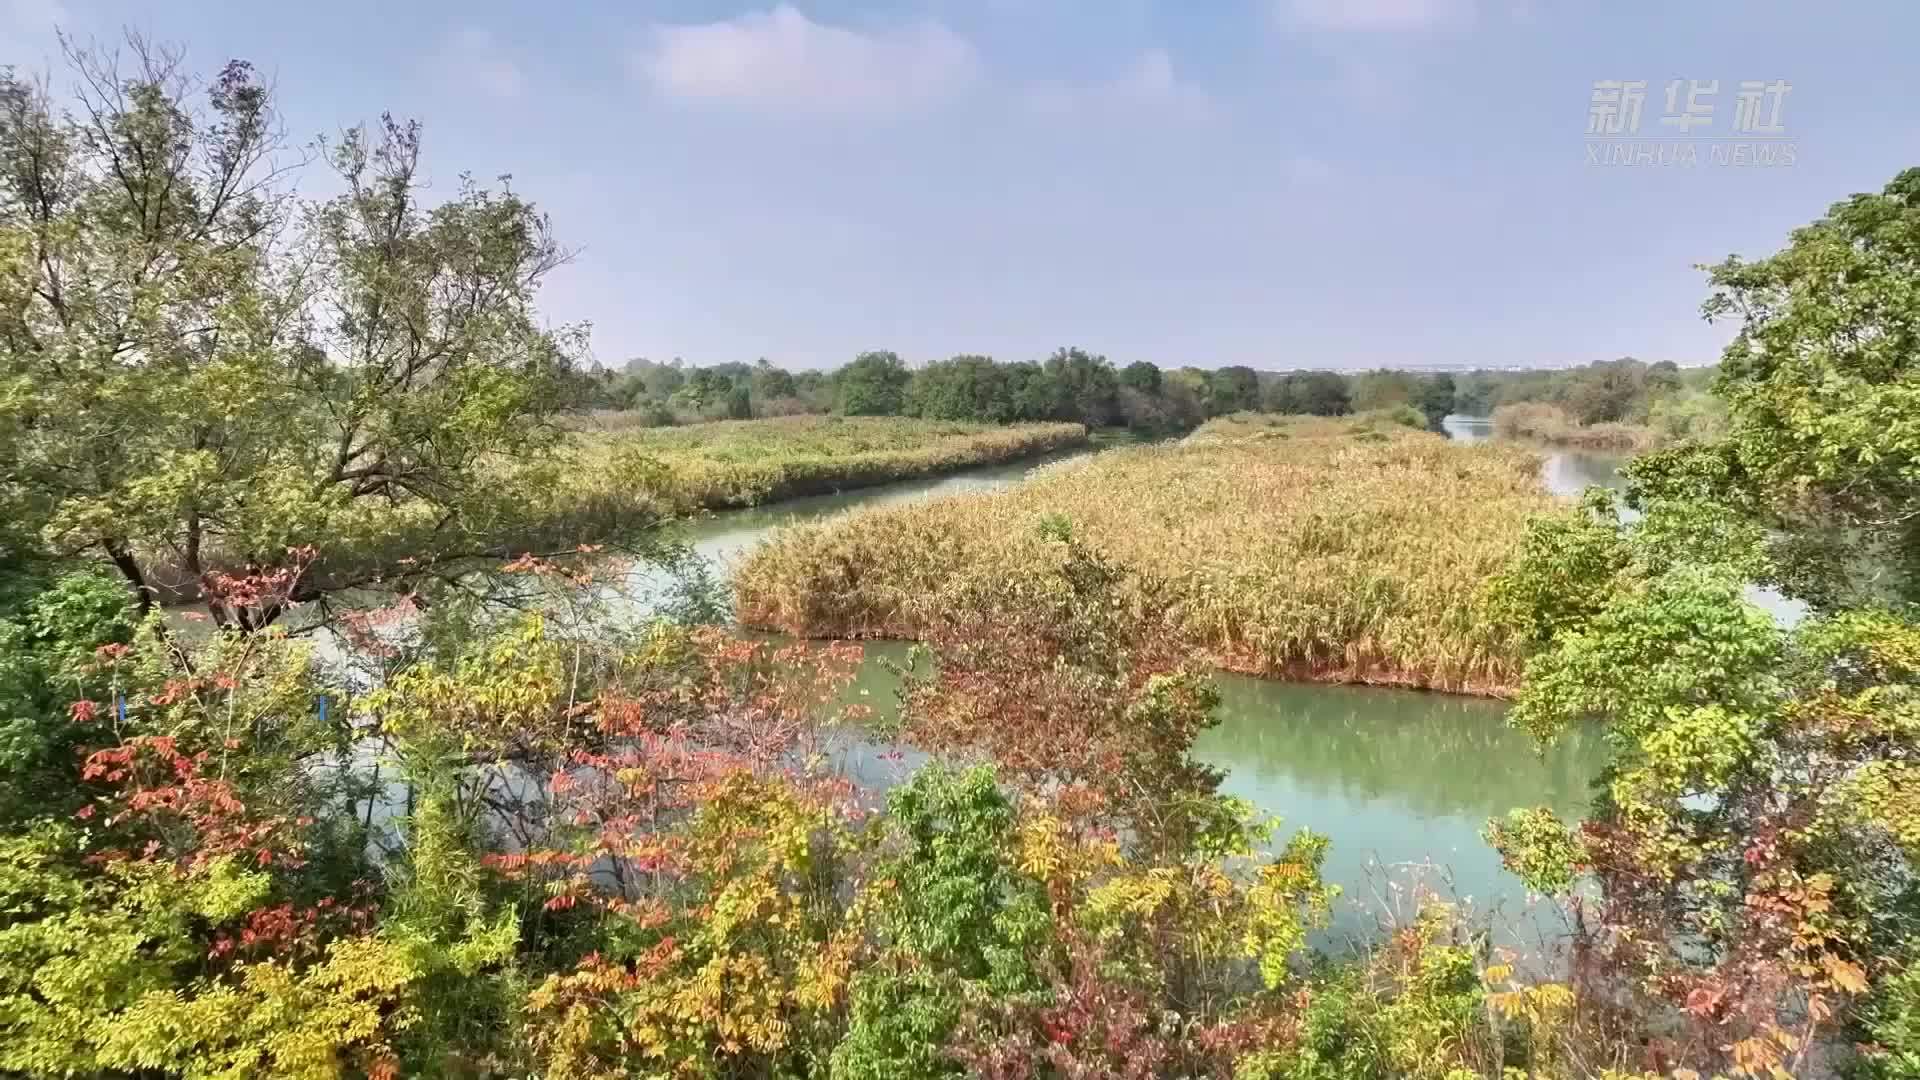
1820;953;1869;995
1016;813;1070;881
1086;867;1178;922
1486;981;1575;1027
85;934;422;1080
791;927;860;1013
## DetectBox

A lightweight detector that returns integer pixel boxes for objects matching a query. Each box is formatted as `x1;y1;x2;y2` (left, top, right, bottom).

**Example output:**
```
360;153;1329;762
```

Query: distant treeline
1454;357;1724;441
570;350;1721;436
570;349;1452;431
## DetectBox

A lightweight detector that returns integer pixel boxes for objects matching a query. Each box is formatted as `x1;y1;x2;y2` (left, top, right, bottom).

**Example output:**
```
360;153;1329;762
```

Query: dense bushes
0;553;1362;1078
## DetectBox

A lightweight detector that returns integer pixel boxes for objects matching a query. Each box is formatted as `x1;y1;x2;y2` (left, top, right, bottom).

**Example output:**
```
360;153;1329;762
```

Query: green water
671;423;1629;935
819;640;1610;939
1197;677;1606;936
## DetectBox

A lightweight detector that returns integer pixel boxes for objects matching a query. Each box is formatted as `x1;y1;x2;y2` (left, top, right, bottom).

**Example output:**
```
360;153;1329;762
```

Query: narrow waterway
668;418;1625;942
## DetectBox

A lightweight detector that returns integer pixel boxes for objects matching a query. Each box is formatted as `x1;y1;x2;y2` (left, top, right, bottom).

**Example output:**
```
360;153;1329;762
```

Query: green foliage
1414;373;1456;430
833;765;1045;1080
1482;807;1585;894
1266;371;1353;417
1209;365;1263;416
1483;489;1632;648
876;766;1043;987
0;824;422;1079
1491;402;1661;451
906;354;1022;423
833;968;969;1080
0;566;134;823
1695;167;1920;607
1238;906;1493;1080
837;350;913;415
1457;357;1696;427
1486;208;1920;1071
0;45;637;630
1856;946;1920;1079
1119;360;1163;394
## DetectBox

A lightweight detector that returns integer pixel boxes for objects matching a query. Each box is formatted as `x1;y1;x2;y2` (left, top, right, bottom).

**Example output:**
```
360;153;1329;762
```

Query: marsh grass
1491;402;1660;452
570;415;1089;510
734;412;1552;695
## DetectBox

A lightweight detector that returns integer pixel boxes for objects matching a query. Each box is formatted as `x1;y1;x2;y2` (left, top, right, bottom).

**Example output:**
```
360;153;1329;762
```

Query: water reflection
1540;451;1628;497
1197;678;1606;937
1442;414;1626;498
1442;415;1806;626
674;438;1135;573
826;640;1606;940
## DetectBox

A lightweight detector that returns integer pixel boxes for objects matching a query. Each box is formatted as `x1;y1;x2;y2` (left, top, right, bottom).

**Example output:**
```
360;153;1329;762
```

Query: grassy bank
139;418;1083;602
735;412;1553;695
1489;401;1661;451
571;415;1090;510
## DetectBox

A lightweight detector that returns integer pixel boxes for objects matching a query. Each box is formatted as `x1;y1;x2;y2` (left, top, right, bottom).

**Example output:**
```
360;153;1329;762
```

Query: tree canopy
0;40;637;629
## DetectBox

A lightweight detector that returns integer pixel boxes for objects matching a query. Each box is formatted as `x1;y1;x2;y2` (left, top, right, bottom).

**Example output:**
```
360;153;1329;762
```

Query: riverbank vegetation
736;411;1551;693
1458;358;1726;447
6;35;1920;1080
568;415;1089;510
1477;167;1920;1079
1490;402;1662;451
0;43;679;630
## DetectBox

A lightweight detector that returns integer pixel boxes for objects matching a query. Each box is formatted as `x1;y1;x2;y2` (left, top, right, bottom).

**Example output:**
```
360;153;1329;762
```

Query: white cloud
436;27;525;100
1023;49;1213;121
632;4;981;113
1285;0;1474;31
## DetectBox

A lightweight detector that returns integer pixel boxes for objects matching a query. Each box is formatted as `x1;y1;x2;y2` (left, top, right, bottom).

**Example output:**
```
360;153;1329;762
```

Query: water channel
661;416;1627;940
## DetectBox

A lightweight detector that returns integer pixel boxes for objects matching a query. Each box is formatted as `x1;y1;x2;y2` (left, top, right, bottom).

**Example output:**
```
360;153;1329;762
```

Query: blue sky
4;0;1916;371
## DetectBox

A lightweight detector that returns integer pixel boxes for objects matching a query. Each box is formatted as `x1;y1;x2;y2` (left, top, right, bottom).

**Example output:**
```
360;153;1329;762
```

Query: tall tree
1415;373;1456;429
1642;168;1920;607
1206;365;1260;416
749;357;797;403
1282;371;1352;416
906;354;1011;423
1118;360;1162;395
0;40;647;629
835;350;910;416
1042;346;1118;427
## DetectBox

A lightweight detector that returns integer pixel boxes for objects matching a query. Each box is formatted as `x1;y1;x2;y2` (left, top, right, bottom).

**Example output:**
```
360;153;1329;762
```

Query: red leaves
208;895;378;964
77;735;309;869
1684;983;1725;1020
201;545;315;618
952;941;1179;1080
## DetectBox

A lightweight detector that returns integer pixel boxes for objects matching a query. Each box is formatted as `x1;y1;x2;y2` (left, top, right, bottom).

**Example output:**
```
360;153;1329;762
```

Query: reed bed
733;412;1553;695
571;415;1089;510
1490;402;1660;451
